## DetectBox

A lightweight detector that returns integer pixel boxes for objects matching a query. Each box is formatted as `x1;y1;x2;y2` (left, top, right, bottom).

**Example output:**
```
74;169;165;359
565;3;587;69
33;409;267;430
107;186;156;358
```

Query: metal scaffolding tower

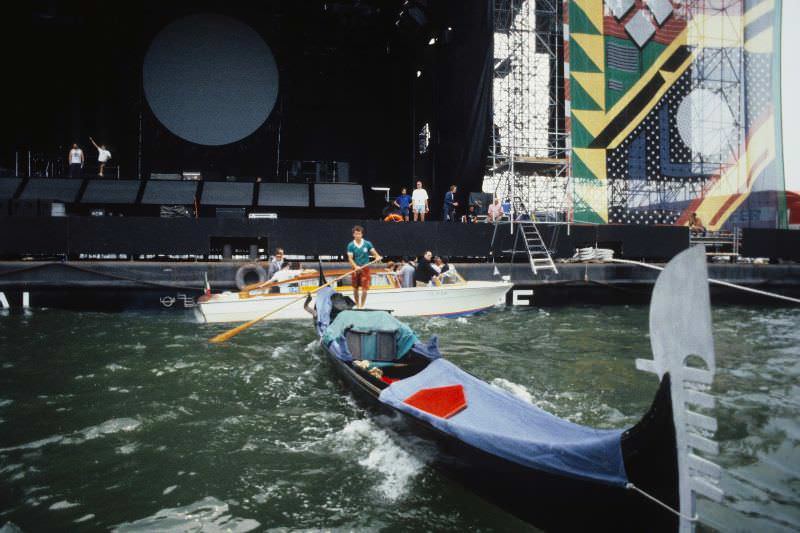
484;0;569;221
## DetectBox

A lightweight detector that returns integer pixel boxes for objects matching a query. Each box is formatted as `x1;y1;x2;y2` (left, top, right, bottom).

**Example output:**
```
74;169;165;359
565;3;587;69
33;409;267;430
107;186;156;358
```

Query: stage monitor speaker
314;183;364;208
141;180;197;204
81;180;140;204
216;207;246;218
258;183;309;207
202;182;253;206
0;178;22;199
334;161;350;182
150;173;182;180
19;178;82;203
468;192;494;216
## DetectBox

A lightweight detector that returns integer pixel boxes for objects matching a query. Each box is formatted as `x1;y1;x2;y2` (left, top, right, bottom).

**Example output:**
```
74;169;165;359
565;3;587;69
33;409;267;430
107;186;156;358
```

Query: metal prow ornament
636;245;723;532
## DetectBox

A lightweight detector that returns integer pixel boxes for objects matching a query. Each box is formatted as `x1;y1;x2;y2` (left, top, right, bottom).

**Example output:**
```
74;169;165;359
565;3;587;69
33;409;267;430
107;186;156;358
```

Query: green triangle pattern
570;40;602;73
571;150;600;182
570;116;595;149
570;78;602;111
570;3;600;35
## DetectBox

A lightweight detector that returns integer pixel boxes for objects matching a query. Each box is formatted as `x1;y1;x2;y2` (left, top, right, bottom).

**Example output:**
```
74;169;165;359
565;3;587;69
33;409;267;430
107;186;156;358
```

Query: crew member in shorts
346;225;382;308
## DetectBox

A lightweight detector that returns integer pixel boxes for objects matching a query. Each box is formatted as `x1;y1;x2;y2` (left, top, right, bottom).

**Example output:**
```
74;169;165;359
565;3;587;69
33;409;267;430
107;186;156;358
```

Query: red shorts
352;267;371;289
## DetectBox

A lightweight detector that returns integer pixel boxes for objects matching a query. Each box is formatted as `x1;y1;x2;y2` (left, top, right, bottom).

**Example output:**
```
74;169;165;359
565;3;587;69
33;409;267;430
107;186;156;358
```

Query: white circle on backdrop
676;88;736;159
143;13;279;146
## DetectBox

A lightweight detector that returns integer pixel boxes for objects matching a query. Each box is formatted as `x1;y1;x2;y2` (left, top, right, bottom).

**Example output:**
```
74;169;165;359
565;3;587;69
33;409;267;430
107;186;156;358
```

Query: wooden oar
209;258;381;344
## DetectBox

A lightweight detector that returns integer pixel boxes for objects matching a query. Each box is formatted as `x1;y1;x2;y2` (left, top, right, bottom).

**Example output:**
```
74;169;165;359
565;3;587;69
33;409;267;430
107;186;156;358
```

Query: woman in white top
411;180;429;222
90;137;112;177
68;144;84;178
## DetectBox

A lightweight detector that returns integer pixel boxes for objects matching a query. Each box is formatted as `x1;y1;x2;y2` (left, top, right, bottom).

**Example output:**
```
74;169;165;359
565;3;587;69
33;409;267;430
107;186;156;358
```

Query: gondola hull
321;345;680;532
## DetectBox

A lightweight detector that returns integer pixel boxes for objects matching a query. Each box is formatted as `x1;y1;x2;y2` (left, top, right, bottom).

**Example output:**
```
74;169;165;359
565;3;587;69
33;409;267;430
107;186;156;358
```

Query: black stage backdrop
2;1;492;215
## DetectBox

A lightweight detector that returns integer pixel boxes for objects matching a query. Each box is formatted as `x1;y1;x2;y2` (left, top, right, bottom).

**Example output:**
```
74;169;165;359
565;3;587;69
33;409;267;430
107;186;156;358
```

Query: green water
0;306;798;531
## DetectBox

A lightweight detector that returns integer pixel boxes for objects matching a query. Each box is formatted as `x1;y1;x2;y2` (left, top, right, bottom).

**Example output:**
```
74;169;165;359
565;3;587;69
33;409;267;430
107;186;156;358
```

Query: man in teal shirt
346;225;382;308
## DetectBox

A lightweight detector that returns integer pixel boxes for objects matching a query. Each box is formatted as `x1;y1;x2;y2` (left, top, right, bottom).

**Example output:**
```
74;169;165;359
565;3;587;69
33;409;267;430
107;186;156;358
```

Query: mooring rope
607;258;800;305
625;483;698;522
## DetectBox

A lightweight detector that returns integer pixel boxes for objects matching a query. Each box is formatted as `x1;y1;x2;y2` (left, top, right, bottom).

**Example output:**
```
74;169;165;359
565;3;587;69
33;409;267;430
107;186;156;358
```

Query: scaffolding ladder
515;219;558;275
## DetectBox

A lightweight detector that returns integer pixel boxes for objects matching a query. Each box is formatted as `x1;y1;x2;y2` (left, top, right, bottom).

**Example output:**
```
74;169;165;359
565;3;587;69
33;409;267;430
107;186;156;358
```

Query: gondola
309;246;723;532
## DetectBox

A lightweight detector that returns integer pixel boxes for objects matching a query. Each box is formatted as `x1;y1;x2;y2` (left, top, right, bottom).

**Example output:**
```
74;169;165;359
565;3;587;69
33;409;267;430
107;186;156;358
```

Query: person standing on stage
90;137;112;177
393;187;412;222
68;144;84;178
411;180;429;222
347;225;381;308
443;184;458;222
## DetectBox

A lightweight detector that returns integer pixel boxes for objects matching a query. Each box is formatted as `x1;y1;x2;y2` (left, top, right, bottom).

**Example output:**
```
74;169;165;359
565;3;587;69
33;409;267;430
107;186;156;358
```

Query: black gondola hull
323;347;680;532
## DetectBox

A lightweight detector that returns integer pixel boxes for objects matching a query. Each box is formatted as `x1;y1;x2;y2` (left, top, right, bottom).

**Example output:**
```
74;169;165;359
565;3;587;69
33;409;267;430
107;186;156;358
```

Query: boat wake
329;418;428;502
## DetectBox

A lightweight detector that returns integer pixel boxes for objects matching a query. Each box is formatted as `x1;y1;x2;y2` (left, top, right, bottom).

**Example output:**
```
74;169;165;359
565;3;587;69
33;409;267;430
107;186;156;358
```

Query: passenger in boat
398;257;416;288
434;256;450;275
414;251;439;286
346;225;382;308
269;261;301;285
266;248;286;292
267;248;286;279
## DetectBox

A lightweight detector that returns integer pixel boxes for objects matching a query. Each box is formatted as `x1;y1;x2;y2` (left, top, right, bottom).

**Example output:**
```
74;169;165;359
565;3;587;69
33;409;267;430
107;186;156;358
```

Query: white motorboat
197;267;512;323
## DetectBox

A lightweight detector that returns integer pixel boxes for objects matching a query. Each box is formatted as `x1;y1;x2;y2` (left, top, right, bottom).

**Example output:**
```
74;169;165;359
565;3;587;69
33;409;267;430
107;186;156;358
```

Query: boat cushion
379;358;629;486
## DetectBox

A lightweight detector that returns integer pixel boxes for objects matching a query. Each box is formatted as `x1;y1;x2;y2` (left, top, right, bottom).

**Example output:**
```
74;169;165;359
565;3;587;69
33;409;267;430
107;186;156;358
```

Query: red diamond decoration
403;384;467;419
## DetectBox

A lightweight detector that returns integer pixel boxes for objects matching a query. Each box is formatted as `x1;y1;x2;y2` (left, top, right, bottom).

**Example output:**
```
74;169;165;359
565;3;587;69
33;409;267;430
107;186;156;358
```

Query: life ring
235;263;268;290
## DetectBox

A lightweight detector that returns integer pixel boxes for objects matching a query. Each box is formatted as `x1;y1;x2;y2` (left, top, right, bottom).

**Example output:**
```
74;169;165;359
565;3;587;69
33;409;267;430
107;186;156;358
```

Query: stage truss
483;0;569;220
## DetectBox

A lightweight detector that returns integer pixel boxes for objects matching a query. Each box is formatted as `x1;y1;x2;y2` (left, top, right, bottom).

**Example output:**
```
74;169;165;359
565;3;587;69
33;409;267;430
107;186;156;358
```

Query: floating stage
1;217;798;311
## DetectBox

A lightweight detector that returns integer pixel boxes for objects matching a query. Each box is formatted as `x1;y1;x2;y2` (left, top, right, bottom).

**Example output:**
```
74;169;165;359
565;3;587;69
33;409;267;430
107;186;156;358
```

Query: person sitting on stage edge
68;143;84;178
90;137;112;177
411;180;429;222
414;250;439;286
487;197;503;222
461;204;478;223
688;212;706;236
347;225;382;308
393;187;412;222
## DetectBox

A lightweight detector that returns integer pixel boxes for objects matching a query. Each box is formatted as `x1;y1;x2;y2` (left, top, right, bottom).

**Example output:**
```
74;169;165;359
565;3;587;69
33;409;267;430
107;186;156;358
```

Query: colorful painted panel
567;0;787;229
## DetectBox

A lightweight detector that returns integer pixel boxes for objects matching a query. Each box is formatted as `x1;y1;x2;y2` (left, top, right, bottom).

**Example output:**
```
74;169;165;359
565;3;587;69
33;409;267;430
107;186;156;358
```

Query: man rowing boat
346;225;382;308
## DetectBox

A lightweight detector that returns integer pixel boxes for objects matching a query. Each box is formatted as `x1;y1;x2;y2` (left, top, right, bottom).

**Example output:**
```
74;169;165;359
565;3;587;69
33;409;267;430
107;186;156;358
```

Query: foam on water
48;500;79;510
112;496;260;533
331;418;426;502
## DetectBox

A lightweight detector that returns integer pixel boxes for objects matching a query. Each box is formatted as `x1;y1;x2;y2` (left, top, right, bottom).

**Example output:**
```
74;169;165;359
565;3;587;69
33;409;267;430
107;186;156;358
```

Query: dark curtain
431;0;492;216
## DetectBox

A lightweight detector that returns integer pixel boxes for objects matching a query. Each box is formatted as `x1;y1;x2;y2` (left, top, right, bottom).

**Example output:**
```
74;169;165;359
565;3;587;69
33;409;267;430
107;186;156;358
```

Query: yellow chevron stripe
572;71;606;109
693;115;776;230
745;28;773;53
607;51;694;149
572;109;607;138
744;0;774;26
573;0;604;37
573;148;607;182
571;33;605;75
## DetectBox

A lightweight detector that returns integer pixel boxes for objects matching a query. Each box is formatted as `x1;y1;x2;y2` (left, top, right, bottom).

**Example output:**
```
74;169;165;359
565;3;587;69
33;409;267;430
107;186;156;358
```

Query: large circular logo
143;13;279;146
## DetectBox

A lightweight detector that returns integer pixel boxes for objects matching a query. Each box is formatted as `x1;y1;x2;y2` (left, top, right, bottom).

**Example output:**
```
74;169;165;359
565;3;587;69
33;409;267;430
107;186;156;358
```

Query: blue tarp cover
379;359;629;486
